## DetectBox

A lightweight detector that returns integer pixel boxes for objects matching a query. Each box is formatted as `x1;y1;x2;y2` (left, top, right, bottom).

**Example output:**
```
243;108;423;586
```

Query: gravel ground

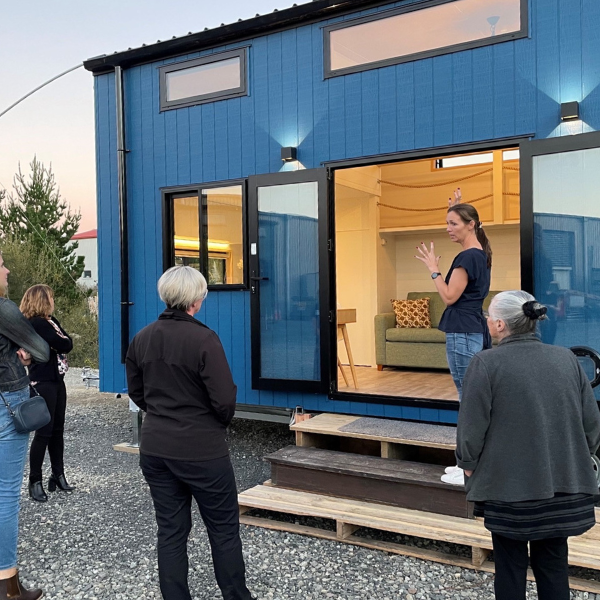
13;369;598;600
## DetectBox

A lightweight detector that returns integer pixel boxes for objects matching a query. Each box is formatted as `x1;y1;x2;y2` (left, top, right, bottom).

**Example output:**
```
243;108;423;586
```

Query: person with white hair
126;266;254;600
456;290;600;600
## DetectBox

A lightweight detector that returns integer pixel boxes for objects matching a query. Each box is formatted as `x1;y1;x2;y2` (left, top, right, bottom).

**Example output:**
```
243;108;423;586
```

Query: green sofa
375;291;500;370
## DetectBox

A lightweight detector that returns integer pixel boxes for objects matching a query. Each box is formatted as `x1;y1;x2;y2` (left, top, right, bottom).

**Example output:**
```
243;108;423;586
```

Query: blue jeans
0;386;30;570
445;333;484;400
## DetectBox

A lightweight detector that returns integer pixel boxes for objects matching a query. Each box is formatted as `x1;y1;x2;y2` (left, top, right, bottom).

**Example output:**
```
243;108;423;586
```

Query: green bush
55;296;99;369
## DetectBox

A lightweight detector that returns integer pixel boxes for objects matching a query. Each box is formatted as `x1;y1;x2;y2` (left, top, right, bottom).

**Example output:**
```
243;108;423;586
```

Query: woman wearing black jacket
126;266;254;600
20;285;74;502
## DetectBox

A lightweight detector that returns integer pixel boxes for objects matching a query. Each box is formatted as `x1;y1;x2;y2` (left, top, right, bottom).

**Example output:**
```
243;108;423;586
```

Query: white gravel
13;369;598;599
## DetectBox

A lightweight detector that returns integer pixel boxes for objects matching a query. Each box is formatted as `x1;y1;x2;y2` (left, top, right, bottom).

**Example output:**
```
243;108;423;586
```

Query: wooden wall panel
95;0;597;422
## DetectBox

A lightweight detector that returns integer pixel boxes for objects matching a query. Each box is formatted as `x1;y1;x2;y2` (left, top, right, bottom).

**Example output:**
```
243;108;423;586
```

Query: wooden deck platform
291;413;457;464
239;484;600;594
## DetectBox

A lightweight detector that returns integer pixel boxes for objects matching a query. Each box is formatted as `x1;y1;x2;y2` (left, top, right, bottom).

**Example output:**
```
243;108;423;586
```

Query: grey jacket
0;298;49;392
456;333;600;502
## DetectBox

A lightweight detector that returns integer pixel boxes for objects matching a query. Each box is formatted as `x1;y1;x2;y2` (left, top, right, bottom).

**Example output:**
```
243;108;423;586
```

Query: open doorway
334;148;521;401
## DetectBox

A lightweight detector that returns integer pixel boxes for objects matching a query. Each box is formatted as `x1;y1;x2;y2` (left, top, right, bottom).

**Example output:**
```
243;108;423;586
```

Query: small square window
83;270;92;278
159;48;247;111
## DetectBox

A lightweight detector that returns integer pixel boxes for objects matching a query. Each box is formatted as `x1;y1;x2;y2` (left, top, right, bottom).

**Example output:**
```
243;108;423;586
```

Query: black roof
84;0;389;74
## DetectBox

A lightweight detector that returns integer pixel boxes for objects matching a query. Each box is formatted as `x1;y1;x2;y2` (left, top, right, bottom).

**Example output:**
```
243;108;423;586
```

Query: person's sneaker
441;468;464;486
444;464;461;474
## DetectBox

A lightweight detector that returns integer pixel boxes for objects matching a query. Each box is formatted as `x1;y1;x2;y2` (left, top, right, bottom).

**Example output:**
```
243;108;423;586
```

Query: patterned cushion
391;298;432;329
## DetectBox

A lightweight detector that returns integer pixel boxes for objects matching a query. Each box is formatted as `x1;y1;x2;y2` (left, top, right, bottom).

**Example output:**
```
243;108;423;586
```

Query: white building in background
71;229;97;288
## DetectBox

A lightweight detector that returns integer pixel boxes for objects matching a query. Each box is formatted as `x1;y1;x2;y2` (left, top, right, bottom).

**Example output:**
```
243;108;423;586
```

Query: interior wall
335;167;380;367
377;234;397;314
393;225;521;301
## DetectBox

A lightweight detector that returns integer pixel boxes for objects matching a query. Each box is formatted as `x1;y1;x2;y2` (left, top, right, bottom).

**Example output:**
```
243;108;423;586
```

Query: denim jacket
0;298;50;392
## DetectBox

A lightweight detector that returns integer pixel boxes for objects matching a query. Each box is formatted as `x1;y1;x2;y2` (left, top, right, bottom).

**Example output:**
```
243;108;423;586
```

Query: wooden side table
337;308;358;389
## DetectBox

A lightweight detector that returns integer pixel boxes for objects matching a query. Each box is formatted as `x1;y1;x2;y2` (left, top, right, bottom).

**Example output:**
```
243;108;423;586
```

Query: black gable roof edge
84;0;391;74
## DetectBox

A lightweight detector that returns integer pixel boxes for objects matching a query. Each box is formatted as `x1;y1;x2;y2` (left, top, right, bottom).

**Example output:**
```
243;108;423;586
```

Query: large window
324;0;526;77
159;48;247;111
165;183;246;287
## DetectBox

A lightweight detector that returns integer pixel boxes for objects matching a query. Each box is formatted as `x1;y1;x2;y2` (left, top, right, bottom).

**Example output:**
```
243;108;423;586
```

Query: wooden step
291;413;456;464
266;446;472;518
238;485;600;594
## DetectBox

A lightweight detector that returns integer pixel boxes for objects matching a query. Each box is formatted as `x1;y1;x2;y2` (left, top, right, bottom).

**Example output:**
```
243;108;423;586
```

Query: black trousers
29;378;67;482
140;453;253;600
492;533;570;600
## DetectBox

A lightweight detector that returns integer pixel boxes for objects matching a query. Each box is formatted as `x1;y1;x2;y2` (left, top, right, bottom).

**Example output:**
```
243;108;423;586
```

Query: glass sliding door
524;132;600;396
248;169;330;392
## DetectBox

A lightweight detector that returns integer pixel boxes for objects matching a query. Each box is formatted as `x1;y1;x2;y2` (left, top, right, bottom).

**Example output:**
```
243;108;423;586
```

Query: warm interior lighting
174;237;230;251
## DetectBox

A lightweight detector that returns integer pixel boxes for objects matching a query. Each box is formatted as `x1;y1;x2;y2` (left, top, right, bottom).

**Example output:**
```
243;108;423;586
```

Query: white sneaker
441;468;464;486
444;464;461;474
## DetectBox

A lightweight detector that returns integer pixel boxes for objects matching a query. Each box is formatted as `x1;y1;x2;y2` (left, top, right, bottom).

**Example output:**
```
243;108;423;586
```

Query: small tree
0;158;84;298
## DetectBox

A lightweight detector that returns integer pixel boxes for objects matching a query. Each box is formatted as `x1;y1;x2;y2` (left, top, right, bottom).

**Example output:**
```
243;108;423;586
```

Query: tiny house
84;0;600;423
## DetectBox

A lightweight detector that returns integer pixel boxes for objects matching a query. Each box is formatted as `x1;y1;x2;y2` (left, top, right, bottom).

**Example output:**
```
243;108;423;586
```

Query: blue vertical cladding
94;0;598;423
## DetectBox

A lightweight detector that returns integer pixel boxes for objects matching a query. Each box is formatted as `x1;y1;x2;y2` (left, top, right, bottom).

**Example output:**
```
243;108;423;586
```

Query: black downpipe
115;66;133;362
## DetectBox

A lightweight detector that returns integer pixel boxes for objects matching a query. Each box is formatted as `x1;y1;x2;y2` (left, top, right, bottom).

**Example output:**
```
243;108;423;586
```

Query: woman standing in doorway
415;191;492;485
20;285;74;502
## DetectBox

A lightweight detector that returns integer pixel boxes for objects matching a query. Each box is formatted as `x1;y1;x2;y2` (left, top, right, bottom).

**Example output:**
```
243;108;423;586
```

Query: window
165;183;246;287
324;0;526;78
83;270;92;278
159;48;247;111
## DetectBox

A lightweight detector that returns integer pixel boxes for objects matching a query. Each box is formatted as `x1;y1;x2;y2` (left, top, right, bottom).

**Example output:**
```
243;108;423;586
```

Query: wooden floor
338;365;459;401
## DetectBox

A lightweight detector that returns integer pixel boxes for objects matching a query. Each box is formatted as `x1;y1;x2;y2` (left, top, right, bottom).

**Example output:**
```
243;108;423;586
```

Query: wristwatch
431;272;442;280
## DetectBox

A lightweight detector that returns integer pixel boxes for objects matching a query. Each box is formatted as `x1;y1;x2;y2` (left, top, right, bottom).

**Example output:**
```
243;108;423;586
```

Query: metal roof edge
83;0;386;74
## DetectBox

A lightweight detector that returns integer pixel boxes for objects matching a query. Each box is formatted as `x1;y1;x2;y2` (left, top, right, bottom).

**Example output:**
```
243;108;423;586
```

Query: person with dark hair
415;190;493;484
126;266;254;600
20;284;74;503
456;290;600;600
0;255;50;600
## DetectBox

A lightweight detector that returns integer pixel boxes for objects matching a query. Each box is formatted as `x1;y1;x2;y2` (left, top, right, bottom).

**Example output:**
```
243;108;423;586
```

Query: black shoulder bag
0;385;50;433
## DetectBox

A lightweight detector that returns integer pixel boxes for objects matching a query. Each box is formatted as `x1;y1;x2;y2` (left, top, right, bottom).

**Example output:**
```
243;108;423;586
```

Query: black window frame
162;179;248;290
159;47;248;111
323;0;529;79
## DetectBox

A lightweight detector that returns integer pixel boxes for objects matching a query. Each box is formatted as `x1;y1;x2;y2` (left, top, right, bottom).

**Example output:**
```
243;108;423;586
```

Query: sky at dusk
0;0;296;232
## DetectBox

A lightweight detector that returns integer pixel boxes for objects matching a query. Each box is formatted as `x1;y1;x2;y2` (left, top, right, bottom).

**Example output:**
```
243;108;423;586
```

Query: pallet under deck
239;484;600;594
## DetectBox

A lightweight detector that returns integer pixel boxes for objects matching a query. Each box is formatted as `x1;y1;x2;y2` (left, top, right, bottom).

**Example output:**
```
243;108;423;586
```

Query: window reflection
166;57;241;102
329;0;521;72
204;186;244;285
173;195;200;270
533;148;600;398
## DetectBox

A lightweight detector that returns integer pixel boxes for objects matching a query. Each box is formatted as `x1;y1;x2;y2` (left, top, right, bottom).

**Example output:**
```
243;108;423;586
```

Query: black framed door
248;168;330;393
522;130;600;394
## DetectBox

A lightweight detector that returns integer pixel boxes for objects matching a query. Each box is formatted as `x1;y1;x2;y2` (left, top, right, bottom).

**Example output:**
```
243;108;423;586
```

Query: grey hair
157;266;207;312
489;290;547;335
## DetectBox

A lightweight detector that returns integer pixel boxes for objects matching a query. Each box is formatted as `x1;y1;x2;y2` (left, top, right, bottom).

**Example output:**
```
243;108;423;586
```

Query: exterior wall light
560;101;579;121
281;146;297;162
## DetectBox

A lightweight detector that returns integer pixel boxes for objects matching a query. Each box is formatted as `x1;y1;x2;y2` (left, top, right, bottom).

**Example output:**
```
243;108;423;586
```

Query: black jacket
125;308;237;461
0;298;49;392
28;316;73;382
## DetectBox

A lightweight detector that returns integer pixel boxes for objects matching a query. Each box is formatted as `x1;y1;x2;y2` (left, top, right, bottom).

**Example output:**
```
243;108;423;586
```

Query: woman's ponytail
475;224;493;269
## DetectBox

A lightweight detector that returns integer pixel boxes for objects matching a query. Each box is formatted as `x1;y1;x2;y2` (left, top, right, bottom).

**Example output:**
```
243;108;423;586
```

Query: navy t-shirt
438;248;490;336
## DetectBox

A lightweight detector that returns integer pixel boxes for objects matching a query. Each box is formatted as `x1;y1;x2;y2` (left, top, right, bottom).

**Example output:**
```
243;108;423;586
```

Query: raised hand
415;241;441;273
448;187;462;208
